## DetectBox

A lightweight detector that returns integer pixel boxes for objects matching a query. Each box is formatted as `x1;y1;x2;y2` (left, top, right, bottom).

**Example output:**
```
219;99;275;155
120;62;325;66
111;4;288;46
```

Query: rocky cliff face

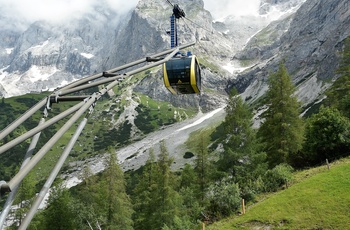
231;0;350;108
129;0;234;111
0;5;129;97
127;0;308;111
260;0;306;14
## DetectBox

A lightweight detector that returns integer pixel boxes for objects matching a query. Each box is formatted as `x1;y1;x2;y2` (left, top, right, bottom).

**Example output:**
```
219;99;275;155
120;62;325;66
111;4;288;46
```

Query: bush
239;176;265;202
206;178;241;218
301;106;350;167
162;215;197;230
263;164;293;192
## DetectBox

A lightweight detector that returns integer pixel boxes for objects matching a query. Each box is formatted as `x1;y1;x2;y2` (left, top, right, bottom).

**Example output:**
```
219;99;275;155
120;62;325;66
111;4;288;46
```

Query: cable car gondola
163;54;201;94
163;4;202;95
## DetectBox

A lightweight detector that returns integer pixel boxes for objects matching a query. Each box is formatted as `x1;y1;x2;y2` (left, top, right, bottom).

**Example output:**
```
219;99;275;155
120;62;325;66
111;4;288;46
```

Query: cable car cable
183;16;213;34
181;18;211;57
165;0;173;7
164;0;212;33
181;15;235;58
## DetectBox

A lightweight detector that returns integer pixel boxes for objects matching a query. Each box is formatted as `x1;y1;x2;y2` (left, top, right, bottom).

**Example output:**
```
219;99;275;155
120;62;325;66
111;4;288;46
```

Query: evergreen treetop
258;62;304;168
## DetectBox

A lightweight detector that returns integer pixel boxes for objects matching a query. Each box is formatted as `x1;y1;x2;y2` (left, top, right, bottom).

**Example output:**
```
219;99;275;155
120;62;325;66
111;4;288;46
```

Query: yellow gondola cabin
163;55;201;94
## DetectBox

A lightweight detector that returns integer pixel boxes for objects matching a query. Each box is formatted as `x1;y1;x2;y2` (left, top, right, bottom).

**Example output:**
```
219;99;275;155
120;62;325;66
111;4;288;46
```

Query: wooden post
202;222;205;230
326;159;330;170
242;199;246;214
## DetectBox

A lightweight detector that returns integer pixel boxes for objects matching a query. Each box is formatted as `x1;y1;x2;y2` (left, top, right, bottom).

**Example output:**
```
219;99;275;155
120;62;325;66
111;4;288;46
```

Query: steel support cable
127;46;180;75
84;47;180;99
0;99;46;141
0;101;85;155
103;46;183;93
0;92;89;142
59;57;145;91
58;75;125;96
6;95;97;191
0;118;45;229
57;42;194;96
60;44;190;91
19;118;88;230
0;42;189;158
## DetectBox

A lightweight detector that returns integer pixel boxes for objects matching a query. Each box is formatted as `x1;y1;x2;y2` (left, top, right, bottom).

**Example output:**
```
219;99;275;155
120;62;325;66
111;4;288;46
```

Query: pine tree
77;165;97;202
133;150;158;230
224;88;255;151
217;88;257;177
180;163;197;189
178;164;203;227
156;141;182;228
42;186;76;230
72;165;103;229
193;129;212;202
133;143;182;230
217;88;267;201
100;147;133;230
258;62;304;168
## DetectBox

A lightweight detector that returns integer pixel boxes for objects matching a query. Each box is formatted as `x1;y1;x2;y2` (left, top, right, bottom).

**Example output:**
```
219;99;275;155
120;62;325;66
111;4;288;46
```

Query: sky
0;0;260;26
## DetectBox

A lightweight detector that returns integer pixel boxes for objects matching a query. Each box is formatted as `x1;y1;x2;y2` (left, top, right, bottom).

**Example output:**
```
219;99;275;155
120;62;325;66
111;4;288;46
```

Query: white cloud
0;0;260;30
0;0;138;28
203;0;261;20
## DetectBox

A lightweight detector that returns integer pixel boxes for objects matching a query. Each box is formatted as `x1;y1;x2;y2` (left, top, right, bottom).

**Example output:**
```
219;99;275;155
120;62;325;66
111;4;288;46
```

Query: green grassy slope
208;158;350;230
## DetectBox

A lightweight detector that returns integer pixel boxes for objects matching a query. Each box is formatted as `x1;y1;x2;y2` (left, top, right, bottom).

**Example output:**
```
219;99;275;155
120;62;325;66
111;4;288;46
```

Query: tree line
5;37;350;229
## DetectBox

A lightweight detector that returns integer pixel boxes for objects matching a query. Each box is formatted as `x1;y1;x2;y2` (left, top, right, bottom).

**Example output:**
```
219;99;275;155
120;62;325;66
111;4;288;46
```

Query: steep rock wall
231;0;350;106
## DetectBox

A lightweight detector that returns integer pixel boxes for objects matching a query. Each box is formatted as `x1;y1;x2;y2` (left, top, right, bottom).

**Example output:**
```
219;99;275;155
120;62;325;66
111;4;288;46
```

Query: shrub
302;106;350;166
206;178;241;218
263;164;293;192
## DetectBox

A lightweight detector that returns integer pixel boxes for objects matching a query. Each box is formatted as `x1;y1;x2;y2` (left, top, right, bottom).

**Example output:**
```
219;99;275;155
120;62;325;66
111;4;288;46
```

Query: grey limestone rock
231;0;350;107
